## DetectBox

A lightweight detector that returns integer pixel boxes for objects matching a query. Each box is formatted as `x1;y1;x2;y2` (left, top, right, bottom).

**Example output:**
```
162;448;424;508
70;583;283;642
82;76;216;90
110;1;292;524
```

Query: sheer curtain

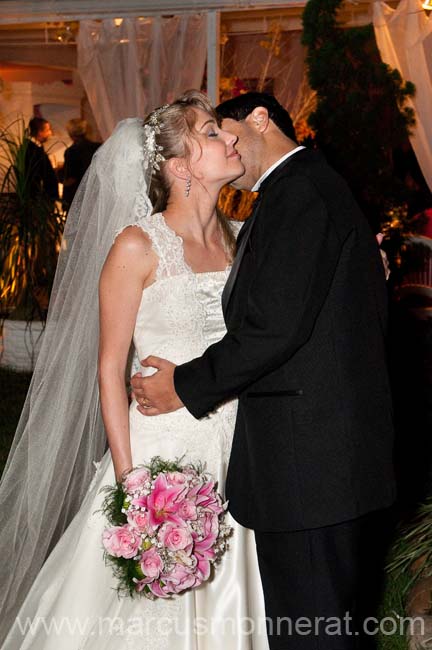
220;29;314;122
373;0;432;190
77;15;207;140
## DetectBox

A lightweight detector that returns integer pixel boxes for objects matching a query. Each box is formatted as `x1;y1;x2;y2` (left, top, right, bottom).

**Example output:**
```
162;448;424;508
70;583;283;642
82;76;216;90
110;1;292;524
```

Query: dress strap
136;212;189;280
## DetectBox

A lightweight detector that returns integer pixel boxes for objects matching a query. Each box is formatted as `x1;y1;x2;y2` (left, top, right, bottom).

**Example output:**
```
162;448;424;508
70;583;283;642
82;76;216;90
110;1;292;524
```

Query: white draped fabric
373;0;432;190
77;15;207;140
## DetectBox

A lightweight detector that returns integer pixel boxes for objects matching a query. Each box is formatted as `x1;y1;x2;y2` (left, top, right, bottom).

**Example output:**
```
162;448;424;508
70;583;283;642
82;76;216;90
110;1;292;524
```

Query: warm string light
42;21;79;44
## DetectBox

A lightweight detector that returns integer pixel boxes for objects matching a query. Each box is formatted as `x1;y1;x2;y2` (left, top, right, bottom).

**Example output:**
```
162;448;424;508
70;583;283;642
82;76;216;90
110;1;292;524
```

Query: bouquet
101;457;232;599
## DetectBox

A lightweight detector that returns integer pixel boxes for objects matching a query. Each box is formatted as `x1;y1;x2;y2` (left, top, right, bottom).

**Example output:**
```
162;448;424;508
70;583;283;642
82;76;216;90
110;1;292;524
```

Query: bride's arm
98;226;156;482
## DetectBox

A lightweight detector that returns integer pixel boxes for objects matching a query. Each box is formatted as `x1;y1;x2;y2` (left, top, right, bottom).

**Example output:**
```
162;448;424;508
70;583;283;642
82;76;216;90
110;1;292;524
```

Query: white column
207;10;220;106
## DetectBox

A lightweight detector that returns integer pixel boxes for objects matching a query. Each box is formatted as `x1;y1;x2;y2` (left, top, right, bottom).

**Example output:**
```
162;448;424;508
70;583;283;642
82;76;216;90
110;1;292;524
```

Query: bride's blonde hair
145;90;236;256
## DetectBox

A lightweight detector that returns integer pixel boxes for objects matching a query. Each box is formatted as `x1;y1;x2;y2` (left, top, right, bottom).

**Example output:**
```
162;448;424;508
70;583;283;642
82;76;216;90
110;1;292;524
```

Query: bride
0;91;269;649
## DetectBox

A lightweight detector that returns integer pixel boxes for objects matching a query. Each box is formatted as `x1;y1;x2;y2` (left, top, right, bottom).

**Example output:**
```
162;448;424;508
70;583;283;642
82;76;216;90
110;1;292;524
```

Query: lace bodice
131;211;241;368
123;211;242;477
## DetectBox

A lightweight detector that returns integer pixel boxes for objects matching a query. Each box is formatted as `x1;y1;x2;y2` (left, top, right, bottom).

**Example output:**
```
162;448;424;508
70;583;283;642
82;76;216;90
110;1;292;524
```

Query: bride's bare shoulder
113;223;154;255
102;224;158;284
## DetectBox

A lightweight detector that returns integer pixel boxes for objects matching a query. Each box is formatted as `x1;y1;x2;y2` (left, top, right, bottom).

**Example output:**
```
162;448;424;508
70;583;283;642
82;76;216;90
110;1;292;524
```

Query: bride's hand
130;357;183;415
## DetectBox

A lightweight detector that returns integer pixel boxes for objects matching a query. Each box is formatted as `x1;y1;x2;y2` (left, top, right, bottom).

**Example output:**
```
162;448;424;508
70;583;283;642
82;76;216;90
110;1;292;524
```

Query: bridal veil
0;118;154;642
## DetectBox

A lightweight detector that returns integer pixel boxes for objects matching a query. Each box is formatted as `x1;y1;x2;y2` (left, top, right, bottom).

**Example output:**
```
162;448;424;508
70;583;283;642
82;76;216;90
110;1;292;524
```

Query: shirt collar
251;146;305;192
30;137;43;148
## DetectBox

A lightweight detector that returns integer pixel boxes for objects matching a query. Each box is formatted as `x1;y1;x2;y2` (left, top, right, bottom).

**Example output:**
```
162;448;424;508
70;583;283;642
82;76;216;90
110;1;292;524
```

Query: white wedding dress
2;212;269;650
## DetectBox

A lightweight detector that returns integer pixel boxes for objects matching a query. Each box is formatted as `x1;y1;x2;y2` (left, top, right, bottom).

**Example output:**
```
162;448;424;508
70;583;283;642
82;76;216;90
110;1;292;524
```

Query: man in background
61;118;100;210
25;117;59;201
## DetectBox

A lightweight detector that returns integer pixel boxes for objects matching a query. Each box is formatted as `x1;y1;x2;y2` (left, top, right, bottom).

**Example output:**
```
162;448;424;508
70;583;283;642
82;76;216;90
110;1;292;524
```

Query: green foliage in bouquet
302;0;416;234
145;456;200;477
102;481;128;527
0;117;65;321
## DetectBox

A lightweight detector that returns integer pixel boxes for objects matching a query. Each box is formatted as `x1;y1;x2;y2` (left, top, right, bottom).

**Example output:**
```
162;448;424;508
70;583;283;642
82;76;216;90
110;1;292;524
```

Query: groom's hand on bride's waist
130;356;183;416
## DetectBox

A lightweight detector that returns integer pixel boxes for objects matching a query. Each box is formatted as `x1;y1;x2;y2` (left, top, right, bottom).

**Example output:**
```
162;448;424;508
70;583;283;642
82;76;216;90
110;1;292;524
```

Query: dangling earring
185;176;191;198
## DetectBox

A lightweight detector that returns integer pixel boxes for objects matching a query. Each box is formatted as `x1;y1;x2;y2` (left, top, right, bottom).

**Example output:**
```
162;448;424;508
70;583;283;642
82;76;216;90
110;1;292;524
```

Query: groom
131;92;395;648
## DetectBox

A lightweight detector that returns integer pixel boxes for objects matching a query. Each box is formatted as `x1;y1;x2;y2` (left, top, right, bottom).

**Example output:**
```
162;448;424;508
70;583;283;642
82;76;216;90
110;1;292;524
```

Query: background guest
24;117;59;201
61;118;100;209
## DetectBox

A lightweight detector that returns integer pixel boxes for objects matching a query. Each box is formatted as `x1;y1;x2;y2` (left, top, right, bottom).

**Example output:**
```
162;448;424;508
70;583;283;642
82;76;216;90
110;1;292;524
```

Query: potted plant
0;117;65;371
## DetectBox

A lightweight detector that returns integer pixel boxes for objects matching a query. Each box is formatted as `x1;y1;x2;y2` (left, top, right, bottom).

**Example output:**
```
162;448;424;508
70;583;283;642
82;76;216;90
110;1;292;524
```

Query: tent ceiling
0;0;399;71
0;0;309;24
0;1;398;28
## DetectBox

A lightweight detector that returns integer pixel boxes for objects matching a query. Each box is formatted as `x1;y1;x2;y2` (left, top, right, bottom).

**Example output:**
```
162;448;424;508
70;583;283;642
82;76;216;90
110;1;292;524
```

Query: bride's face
187;108;245;187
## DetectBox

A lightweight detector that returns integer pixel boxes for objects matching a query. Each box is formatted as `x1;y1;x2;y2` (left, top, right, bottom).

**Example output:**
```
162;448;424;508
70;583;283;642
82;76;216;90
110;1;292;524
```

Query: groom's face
220;117;261;191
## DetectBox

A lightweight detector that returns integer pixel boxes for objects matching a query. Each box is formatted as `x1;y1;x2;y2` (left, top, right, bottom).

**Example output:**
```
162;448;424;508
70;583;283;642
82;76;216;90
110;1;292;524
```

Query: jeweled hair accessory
143;104;170;173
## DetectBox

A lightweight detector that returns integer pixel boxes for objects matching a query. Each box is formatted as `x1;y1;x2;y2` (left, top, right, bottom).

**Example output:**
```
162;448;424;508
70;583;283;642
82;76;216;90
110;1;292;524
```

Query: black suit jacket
24;139;59;201
175;149;395;532
62;138;100;206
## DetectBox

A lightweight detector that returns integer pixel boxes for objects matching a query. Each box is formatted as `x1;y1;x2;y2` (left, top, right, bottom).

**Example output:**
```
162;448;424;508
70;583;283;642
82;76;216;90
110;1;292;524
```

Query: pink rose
166;471;187;486
127;510;154;534
163;563;202;594
177;499;198;521
123;467;151;493
140;547;163;580
102;525;141;559
159;522;193;552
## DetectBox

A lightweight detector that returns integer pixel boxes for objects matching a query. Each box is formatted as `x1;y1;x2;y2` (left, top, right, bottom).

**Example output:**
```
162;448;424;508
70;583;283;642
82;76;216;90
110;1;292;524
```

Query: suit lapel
222;149;313;315
222;194;261;313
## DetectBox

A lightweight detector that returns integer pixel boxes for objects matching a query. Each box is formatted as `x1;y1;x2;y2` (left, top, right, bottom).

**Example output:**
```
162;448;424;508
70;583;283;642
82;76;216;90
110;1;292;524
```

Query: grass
0;369;416;649
377;564;410;650
0;366;31;476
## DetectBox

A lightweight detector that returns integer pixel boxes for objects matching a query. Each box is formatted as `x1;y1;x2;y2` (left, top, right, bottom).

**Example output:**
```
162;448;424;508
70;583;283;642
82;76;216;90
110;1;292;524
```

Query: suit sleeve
174;174;349;418
43;154;59;200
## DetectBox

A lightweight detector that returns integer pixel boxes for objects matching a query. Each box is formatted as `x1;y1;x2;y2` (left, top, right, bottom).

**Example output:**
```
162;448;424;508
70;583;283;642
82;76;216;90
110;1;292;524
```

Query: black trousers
254;509;394;650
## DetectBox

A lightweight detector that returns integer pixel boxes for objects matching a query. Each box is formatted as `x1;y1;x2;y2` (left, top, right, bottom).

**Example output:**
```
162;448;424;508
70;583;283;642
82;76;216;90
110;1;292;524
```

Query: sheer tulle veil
0;118;153;642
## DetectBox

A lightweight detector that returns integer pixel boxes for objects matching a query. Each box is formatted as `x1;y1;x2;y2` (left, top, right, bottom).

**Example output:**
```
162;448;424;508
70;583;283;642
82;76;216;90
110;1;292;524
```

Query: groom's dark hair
216;92;297;142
